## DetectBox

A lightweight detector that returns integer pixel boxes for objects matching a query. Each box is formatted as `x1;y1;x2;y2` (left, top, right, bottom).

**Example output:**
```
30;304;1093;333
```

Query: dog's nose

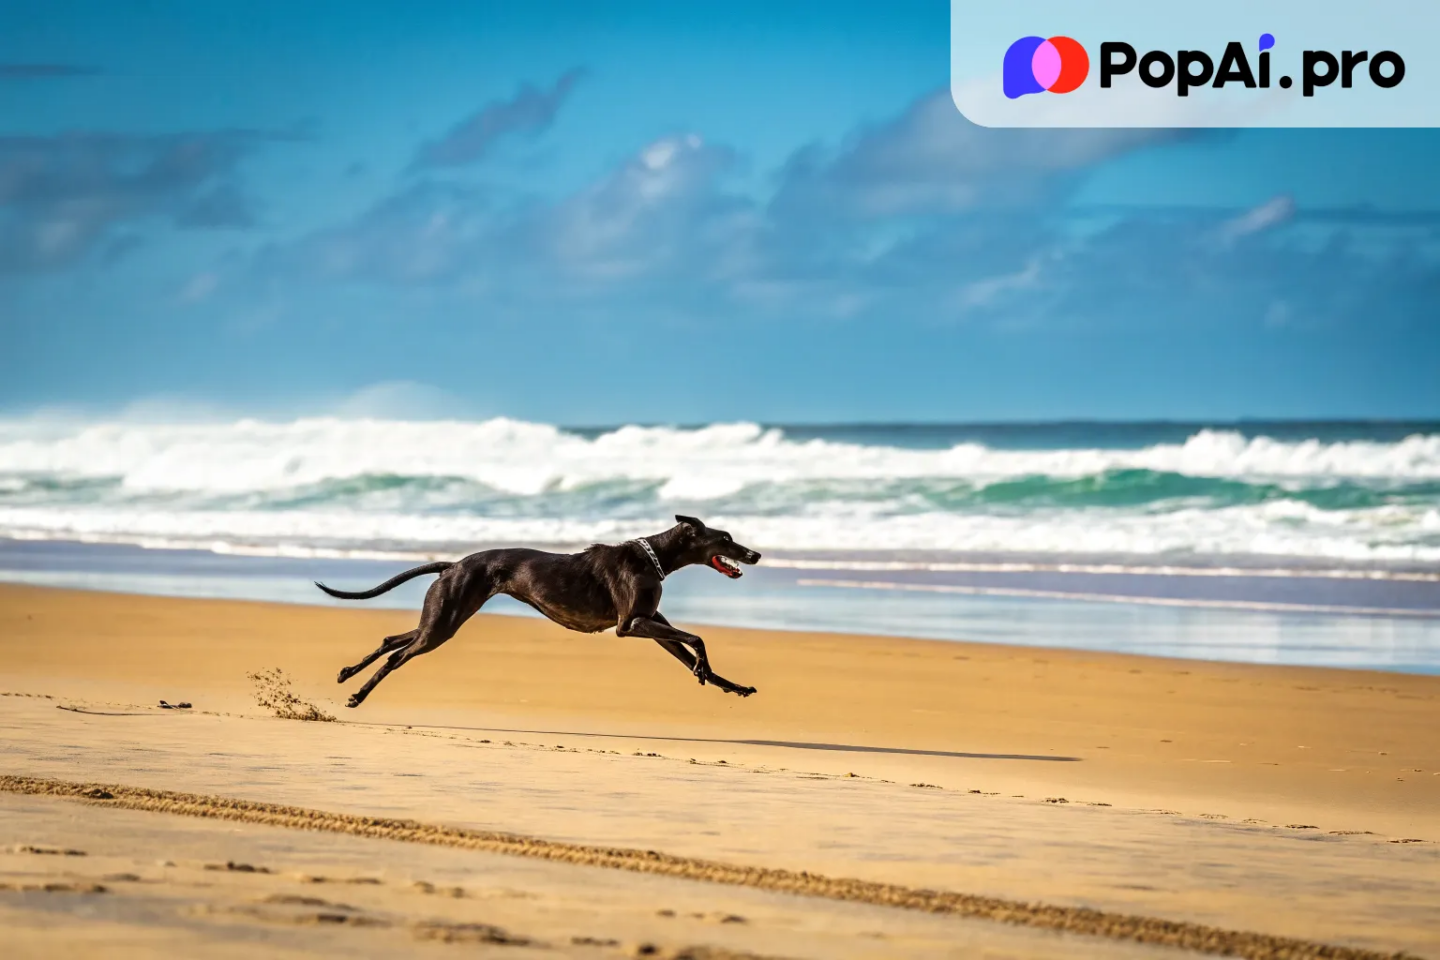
748;550;761;563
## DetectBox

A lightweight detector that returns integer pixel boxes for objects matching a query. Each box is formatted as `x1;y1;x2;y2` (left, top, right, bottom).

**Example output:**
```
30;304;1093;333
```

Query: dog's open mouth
710;555;743;578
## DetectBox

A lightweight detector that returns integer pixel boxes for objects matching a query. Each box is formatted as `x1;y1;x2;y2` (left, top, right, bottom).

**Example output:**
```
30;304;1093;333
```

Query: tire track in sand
0;774;1417;960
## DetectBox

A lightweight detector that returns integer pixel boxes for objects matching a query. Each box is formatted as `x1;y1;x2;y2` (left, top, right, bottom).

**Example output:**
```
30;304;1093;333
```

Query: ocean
1;417;1437;672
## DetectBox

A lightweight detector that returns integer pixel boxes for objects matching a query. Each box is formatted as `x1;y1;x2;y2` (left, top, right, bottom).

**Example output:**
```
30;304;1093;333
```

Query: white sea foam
0;417;1437;564
0;497;1437;563
796;578;1440;618
2;418;1439;494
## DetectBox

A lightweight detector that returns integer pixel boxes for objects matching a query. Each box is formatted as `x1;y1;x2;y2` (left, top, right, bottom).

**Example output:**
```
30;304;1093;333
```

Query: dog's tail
314;561;453;601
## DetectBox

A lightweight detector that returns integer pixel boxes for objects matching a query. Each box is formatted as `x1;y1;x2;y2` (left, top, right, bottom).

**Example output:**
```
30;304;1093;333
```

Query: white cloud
540;134;739;279
1216;195;1297;245
332;381;467;420
411;69;585;169
178;271;219;303
772;90;1184;218
956;258;1043;309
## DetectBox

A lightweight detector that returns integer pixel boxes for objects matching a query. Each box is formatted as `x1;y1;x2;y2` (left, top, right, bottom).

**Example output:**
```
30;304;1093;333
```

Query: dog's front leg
650;638;757;697
619;614;758;695
617;614;713;684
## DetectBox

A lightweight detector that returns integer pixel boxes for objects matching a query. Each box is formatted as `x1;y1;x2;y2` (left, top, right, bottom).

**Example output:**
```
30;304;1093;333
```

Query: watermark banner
951;0;1439;127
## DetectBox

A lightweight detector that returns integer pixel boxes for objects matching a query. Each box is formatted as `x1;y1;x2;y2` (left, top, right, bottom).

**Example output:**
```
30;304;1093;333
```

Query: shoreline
5;538;1439;673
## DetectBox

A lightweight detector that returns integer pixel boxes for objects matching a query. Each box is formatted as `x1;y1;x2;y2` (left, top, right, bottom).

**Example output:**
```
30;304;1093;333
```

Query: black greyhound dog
316;516;761;707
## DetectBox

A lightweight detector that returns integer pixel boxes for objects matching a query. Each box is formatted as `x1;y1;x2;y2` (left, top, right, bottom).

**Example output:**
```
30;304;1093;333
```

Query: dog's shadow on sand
358;722;1079;763
729;739;1078;762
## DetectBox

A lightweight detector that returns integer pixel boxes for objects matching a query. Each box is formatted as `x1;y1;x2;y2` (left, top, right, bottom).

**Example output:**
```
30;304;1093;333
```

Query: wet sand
0;584;1436;958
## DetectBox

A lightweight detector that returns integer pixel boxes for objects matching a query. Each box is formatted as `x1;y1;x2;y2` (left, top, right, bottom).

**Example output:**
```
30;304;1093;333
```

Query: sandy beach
1;582;1436;958
8;1;1439;956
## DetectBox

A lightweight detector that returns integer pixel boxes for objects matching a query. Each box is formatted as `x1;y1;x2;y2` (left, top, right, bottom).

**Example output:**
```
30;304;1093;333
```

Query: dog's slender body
318;516;761;707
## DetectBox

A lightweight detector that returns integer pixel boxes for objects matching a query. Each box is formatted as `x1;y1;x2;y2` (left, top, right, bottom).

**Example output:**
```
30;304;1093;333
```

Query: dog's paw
336;669;352;684
735;685;757;698
345;695;362;708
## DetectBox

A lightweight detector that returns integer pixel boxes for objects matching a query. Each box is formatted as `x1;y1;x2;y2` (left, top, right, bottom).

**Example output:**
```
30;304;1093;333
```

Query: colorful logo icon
1004;36;1090;99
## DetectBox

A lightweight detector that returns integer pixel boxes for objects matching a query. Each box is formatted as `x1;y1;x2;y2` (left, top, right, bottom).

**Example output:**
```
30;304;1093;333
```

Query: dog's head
672;515;760;579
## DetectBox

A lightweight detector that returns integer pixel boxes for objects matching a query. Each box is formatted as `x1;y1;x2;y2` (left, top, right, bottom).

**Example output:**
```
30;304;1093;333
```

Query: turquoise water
1;417;1437;671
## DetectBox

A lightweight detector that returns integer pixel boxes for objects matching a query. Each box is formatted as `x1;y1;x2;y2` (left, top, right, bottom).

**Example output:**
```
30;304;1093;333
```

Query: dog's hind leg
346;569;493;708
348;623;459;708
337;630;416;684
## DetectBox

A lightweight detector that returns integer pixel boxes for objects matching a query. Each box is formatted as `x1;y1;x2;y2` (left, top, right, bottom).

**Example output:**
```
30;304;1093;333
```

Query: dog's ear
674;515;704;535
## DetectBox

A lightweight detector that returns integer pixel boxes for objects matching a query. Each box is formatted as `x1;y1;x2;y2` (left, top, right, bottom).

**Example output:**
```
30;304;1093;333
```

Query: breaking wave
1;417;1438;564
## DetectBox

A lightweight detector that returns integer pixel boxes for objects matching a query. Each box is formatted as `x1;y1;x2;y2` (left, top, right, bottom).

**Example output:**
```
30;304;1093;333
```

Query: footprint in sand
412;880;467;898
411;920;531;945
11;844;86;856
205;861;271;874
0;881;107;893
260;894;358;910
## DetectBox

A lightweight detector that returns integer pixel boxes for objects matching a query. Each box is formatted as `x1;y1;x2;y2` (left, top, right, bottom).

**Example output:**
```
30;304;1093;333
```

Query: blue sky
2;0;1437;424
